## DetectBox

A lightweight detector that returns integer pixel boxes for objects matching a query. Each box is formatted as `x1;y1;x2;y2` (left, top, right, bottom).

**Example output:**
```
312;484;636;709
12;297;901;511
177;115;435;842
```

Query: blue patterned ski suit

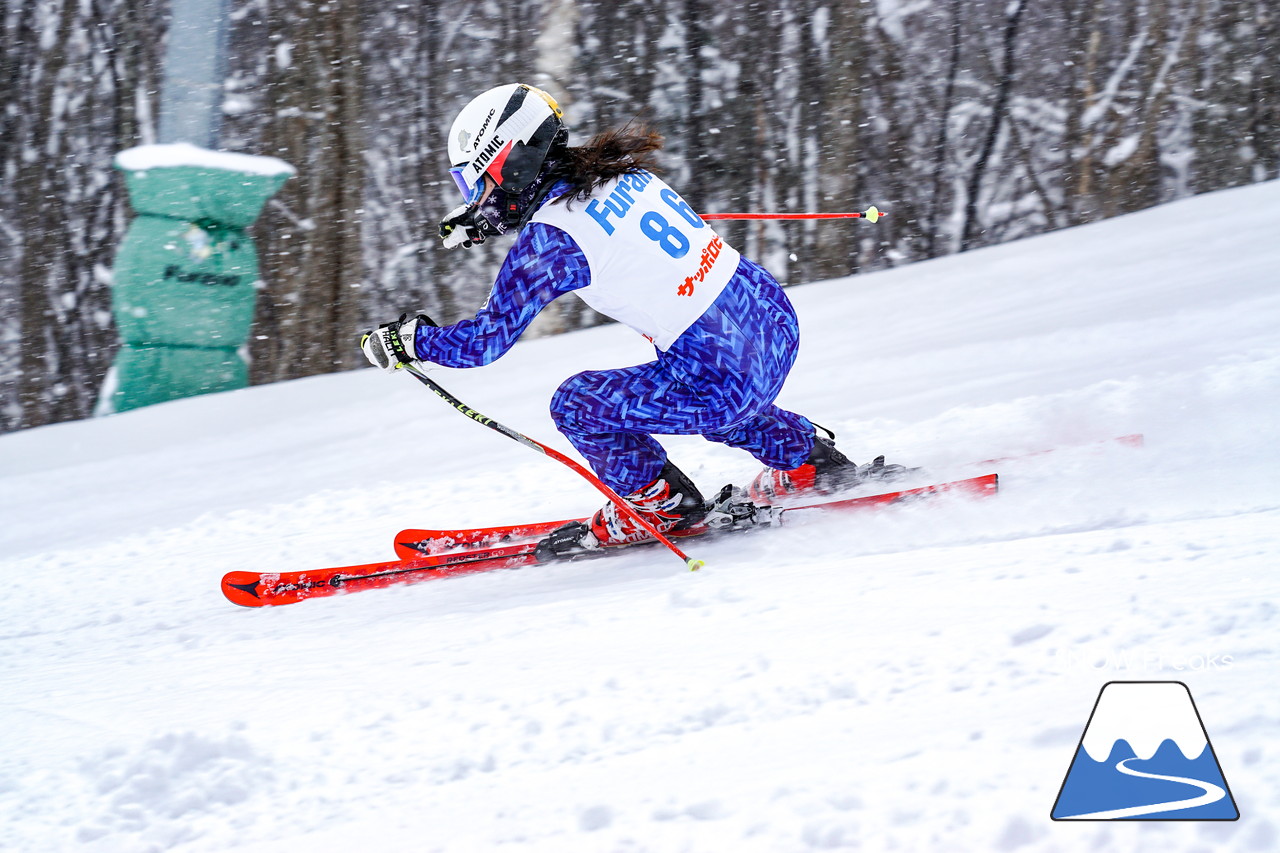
415;181;816;494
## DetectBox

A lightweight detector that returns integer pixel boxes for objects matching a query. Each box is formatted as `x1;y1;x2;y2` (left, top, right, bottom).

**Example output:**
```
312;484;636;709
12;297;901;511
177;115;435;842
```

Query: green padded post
102;144;294;414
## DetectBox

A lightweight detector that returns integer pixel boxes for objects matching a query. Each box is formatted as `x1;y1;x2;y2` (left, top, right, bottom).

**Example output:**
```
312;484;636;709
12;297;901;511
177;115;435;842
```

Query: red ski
221;473;996;608
393;473;998;558
221;542;543;608
385;433;1140;560
219;473;997;608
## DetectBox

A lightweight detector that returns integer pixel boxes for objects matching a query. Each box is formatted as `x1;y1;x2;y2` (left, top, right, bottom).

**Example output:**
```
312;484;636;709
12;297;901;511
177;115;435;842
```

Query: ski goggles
449;166;486;205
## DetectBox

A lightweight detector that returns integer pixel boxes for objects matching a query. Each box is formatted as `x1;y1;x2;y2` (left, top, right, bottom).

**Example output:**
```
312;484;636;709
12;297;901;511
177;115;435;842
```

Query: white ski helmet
447;83;567;206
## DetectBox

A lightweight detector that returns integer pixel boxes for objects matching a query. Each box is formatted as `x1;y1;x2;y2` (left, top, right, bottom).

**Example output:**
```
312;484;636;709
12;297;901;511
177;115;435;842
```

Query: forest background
2;0;1276;432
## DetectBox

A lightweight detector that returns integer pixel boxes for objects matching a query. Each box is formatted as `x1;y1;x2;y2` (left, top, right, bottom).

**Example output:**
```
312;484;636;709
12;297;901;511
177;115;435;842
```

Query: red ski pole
701;205;885;223
402;363;706;571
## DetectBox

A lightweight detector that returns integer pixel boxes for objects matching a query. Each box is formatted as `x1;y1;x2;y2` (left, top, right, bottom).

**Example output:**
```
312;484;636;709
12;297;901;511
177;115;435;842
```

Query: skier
362;83;904;554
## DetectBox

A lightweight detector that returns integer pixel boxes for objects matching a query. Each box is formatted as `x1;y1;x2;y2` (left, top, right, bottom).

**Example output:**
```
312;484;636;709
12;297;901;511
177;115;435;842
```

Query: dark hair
549;124;664;204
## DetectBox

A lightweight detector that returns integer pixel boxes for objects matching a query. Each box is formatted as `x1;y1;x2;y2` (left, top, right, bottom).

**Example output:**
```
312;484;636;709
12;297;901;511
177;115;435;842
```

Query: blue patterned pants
550;259;815;493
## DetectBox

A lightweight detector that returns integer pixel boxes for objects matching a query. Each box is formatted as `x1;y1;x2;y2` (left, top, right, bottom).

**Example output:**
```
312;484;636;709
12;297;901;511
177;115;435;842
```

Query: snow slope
2;181;1278;852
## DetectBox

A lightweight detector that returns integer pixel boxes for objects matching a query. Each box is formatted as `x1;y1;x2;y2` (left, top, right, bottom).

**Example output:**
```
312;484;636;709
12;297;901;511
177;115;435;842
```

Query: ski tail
974;433;1143;466
785;471;997;514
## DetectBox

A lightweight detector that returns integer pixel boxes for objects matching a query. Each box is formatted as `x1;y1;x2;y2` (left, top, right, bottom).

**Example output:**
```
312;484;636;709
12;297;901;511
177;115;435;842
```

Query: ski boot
536;461;707;560
747;426;915;503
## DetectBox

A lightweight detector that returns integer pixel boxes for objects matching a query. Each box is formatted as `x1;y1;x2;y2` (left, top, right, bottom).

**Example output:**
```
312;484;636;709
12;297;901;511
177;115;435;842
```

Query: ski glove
361;313;437;373
439;203;488;249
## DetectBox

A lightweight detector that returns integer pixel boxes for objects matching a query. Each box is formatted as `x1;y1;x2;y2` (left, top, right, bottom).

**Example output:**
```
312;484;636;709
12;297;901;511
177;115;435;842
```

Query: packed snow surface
3;181;1279;851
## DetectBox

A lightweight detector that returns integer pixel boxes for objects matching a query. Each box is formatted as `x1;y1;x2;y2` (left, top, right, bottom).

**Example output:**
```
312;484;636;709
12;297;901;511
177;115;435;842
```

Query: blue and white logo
1051;681;1239;820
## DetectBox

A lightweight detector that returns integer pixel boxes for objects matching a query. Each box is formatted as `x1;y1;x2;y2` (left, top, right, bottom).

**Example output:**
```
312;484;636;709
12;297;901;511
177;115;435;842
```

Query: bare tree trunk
7;0;159;430
810;0;866;278
680;0;707;213
1110;0;1171;215
250;0;364;384
1249;0;1279;180
923;0;963;258
959;0;1026;252
1061;0;1103;225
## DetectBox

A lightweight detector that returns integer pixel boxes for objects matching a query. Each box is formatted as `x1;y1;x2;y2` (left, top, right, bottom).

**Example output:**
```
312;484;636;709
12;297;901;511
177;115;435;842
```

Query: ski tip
395;538;436;559
687;558;706;572
221;572;268;607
